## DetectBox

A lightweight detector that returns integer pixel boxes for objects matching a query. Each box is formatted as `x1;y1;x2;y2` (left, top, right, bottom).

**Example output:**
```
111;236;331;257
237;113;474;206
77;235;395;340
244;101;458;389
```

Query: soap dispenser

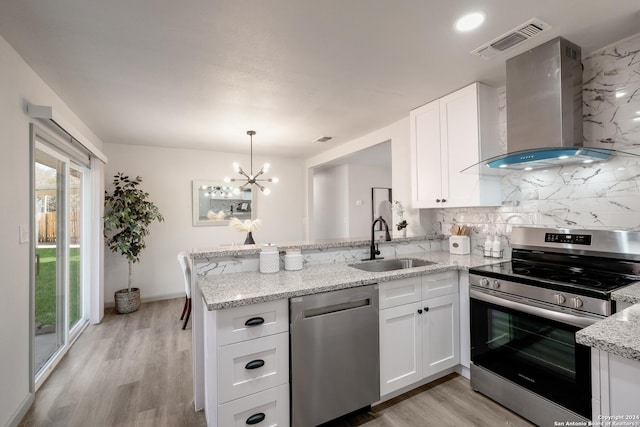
484;235;493;257
491;235;502;258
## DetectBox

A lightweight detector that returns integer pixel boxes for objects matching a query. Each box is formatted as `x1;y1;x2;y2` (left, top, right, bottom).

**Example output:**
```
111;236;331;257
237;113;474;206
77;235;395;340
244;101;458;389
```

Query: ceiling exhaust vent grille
471;18;551;60
313;136;333;143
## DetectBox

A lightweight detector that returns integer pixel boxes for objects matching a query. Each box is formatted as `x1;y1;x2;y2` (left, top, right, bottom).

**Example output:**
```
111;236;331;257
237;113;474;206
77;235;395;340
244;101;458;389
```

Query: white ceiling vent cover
471;18;552;60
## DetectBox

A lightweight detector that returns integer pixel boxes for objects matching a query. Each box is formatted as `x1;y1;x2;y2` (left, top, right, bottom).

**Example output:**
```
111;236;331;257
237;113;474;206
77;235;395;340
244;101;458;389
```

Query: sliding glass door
34;148;65;373
33;141;89;381
68;167;83;331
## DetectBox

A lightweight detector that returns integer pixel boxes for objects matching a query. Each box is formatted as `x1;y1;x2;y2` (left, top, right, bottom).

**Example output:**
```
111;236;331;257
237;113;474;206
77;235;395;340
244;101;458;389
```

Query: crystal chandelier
225;130;278;195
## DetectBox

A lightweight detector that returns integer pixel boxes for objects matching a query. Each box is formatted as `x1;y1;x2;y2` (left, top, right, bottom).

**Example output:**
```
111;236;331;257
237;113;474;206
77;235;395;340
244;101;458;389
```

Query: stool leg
180;295;188;320
182;298;191;330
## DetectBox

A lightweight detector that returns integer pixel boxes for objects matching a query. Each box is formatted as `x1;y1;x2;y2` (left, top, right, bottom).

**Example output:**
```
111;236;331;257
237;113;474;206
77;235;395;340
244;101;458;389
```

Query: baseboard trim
104;292;184;308
456;364;471;379
6;392;34;427
376;366;458;404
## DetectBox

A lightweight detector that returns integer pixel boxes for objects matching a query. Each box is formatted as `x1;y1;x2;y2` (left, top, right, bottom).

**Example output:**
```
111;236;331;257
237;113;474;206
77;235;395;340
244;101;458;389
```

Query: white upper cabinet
410;82;502;208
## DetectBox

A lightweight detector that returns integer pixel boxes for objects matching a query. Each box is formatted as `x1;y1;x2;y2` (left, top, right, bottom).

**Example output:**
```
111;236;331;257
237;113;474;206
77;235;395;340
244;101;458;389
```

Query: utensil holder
449;236;470;255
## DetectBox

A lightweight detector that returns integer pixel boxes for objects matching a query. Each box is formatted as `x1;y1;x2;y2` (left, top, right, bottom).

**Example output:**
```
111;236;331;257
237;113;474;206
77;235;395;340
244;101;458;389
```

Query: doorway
33;132;90;386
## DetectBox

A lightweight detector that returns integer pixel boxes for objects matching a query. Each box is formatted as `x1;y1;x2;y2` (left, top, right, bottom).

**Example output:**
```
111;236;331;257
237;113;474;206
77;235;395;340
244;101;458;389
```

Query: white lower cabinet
204;299;289;427
592;348;640;420
422;293;460;377
217;333;289;403
218;383;289;427
379;271;460;397
379;302;423;394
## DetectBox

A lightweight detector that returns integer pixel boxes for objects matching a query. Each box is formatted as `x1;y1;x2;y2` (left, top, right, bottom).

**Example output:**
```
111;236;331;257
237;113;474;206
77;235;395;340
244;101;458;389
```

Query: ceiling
0;1;638;159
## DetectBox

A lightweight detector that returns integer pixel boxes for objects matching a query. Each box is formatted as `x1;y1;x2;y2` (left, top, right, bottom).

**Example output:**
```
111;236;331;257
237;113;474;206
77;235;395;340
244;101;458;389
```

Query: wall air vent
471;18;552;60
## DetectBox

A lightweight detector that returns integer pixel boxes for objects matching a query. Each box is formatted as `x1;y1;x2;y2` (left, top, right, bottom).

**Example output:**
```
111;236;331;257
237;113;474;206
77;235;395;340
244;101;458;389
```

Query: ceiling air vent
471;18;552;60
313;136;333;143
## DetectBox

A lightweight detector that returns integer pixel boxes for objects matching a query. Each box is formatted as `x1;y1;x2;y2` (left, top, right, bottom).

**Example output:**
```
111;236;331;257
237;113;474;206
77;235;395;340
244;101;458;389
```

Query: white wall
102;143;306;304
348;164;392;238
306;117;425;238
0;34;104;427
311;163;391;239
312;164;352;239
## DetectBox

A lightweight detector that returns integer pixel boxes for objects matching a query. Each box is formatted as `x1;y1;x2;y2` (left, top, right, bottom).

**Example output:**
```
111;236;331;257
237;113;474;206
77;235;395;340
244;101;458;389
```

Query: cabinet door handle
244;317;265;326
424;307;429;312
417;309;423;314
245;359;265;370
246;412;266;425
435;199;441;203
441;199;447;203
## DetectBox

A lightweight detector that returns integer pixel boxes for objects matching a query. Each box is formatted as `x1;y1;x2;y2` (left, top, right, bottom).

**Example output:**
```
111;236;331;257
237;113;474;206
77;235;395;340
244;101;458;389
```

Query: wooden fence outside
37;210;80;243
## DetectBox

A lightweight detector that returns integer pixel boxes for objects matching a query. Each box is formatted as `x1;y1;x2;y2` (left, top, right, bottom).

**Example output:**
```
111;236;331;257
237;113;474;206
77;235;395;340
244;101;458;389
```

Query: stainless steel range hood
466;37;628;172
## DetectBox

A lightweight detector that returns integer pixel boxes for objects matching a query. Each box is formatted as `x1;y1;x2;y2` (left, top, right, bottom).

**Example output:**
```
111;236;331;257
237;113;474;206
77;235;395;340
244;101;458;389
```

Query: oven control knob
491;280;500;290
572;297;584;309
554;294;566;304
480;278;490;287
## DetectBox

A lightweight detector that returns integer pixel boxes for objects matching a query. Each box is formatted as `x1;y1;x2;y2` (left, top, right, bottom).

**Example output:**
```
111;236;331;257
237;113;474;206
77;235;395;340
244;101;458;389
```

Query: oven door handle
470;289;599;328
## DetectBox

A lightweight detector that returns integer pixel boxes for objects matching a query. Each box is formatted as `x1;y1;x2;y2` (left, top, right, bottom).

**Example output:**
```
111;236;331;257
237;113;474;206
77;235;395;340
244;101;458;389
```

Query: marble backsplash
436;32;640;256
194;238;444;277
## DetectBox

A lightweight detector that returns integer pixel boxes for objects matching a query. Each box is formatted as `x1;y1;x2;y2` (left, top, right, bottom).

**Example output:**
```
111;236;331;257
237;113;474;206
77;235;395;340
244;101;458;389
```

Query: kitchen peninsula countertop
612;282;640;305
576;303;640;362
199;251;498;310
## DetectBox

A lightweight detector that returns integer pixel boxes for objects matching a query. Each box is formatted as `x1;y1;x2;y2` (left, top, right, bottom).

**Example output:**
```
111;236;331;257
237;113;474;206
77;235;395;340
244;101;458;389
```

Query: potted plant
104;172;164;314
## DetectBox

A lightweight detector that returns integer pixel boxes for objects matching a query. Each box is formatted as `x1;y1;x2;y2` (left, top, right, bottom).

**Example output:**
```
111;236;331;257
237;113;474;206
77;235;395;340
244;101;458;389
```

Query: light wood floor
324;373;534;427
20;298;534;427
19;298;206;427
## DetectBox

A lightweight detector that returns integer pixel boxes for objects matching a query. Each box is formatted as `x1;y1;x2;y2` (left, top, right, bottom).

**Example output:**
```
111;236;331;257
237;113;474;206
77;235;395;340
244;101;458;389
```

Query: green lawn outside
35;247;81;328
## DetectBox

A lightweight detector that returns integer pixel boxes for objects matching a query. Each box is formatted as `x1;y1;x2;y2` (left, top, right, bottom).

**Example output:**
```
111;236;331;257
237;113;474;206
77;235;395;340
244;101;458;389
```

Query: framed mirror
192;180;255;226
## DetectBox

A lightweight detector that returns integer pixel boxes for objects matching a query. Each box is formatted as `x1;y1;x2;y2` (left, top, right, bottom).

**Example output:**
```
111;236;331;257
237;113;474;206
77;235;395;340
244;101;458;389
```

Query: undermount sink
349;258;435;273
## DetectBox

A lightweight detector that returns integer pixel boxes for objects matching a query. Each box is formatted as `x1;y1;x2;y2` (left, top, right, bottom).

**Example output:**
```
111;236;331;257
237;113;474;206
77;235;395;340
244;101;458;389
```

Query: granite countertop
199;251;499;310
189;235;438;259
576;304;640;362
612;282;640;305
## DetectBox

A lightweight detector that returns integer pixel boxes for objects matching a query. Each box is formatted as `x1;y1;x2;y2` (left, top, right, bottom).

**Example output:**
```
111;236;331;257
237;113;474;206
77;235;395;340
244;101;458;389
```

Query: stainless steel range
469;226;640;426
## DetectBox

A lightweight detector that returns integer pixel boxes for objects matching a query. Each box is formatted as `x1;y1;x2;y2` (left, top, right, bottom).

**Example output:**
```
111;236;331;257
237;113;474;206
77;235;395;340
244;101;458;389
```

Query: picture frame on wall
372;187;392;231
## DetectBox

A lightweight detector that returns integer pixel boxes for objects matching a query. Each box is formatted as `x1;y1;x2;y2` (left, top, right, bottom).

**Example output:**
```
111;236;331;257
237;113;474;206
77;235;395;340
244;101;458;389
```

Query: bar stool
177;252;191;329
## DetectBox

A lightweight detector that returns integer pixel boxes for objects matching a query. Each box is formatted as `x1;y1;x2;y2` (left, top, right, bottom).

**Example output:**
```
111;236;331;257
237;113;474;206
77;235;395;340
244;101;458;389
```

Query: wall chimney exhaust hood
463;37;635;173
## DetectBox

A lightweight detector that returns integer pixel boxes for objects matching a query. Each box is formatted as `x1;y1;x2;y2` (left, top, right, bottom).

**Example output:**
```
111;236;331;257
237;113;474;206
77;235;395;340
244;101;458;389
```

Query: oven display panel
544;233;592;245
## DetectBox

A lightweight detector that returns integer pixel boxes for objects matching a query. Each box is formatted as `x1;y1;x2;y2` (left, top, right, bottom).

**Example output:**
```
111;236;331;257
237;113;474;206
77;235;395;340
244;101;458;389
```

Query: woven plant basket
114;288;141;314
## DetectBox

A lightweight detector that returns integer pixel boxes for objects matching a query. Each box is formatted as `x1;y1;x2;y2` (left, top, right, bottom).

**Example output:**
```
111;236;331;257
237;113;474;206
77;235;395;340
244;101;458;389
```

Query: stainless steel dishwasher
290;284;380;426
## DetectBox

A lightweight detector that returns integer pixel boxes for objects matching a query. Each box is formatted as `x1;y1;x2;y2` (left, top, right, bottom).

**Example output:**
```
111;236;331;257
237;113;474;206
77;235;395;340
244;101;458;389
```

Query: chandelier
225;130;278;195
200;185;233;198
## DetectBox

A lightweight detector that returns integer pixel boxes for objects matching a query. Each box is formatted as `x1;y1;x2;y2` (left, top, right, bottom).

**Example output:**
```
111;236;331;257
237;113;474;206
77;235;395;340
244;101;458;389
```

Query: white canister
449;235;470;255
260;244;280;273
284;248;303;271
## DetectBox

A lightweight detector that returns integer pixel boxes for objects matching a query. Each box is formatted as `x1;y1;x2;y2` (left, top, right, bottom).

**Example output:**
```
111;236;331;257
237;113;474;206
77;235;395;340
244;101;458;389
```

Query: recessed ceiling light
455;11;486;32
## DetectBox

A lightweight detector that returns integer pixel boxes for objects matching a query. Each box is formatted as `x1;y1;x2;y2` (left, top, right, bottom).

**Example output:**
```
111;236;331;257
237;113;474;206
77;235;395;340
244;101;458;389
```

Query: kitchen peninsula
187;235;500;426
577;284;640;419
